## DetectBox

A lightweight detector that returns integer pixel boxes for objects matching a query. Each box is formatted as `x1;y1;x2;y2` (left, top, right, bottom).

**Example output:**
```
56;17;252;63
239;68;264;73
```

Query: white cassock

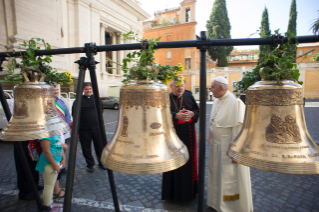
207;91;253;212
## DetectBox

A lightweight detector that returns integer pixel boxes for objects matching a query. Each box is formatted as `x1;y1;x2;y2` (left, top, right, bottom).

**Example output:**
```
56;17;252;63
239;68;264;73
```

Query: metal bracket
85;42;98;56
75;57;88;67
198;45;208;52
197;32;208;51
272;33;284;47
141;39;148;51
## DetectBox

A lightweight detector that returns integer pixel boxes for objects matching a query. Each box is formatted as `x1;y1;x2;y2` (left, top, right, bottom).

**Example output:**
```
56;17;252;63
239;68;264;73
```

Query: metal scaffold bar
0;36;318;57
197;31;207;212
63;57;87;212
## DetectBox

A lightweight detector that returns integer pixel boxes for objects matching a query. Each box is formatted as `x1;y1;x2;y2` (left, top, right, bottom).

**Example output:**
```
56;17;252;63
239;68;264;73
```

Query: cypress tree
206;0;233;67
287;0;297;62
258;7;271;63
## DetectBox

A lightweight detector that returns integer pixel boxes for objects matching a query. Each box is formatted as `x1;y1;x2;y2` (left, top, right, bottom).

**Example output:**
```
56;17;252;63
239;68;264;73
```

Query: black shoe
86;167;94;172
99;165;107;170
37;185;44;190
19;193;35;200
41;205;52;212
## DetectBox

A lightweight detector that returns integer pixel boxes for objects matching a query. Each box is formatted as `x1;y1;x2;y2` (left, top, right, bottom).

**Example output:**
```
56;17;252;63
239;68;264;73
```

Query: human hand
176;109;191;121
54;164;61;174
61;159;66;169
184;110;194;119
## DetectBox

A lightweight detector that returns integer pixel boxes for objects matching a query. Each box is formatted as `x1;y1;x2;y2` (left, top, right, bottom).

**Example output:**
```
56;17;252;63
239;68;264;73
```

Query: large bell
101;80;189;174
227;80;319;174
0;70;70;141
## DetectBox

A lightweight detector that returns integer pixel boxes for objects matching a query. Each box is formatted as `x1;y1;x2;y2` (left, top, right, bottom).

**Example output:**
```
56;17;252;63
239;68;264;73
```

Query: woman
36;135;65;210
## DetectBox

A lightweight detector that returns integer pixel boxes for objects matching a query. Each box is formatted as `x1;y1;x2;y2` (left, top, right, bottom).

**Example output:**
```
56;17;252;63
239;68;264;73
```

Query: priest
207;76;253;212
162;79;199;202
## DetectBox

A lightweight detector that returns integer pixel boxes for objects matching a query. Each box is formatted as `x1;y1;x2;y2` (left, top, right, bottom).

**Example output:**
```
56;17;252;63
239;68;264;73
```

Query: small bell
0;70;70;141
101;80;189;174
227;80;319;174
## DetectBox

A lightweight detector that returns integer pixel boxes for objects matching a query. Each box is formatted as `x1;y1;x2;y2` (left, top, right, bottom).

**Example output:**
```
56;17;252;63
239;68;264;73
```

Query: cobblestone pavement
0;101;319;212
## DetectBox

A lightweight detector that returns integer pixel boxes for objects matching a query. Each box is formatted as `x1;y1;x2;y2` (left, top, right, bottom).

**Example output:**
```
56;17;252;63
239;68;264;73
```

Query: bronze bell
0;70;70;141
101;80;189;174
227;80;319;174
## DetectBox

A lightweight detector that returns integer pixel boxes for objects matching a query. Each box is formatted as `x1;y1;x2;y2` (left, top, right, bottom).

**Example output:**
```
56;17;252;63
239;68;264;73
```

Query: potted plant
111;31;183;85
3;37;73;86
233;30;314;102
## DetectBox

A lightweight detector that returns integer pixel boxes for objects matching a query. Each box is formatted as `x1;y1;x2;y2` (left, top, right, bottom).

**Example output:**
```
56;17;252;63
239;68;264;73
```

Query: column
111;33;117;75
117;32;123;75
100;23;106;76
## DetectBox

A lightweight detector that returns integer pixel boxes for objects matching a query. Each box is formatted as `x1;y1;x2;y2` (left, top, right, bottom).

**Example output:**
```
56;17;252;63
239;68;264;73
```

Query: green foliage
310;53;319;62
115;31;183;84
3;38;73;85
287;0;297;35
233;30;313;96
206;0;233;67
287;0;297;62
233;69;261;97
258;7;272;63
310;10;319;35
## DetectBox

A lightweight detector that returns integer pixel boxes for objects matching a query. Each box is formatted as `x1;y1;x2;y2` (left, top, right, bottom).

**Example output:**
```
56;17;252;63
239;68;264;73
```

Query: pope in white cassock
207;76;253;212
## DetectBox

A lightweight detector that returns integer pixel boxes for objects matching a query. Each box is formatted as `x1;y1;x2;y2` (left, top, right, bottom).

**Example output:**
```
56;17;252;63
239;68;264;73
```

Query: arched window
186;8;191;22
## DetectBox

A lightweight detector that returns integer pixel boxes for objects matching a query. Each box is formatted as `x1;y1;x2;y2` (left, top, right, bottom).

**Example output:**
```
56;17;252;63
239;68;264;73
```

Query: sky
137;0;319;49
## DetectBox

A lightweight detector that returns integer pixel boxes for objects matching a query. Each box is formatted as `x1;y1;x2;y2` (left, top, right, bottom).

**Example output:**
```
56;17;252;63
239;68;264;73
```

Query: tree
310;10;319;35
206;0;233;67
287;0;297;62
258;7;271;63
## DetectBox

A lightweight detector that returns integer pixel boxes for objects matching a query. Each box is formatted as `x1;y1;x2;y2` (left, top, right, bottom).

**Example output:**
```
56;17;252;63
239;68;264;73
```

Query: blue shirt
55;97;71;126
35;135;63;173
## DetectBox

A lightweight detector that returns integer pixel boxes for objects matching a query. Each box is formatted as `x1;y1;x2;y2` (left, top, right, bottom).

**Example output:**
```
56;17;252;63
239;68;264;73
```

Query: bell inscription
246;89;303;106
120;90;170;109
14;99;28;118
265;115;302;144
121;116;129;137
150;122;162;129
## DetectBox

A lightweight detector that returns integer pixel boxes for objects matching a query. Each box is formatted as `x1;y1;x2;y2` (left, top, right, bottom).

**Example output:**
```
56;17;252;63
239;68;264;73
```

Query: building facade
227;49;258;67
213;44;319;98
0;0;150;97
143;0;216;99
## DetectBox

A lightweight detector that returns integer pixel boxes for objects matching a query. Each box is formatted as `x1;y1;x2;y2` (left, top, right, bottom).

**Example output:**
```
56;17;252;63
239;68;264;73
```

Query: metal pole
197;31;207;212
1;35;318;57
63;57;87;212
85;43;120;212
0;83;44;210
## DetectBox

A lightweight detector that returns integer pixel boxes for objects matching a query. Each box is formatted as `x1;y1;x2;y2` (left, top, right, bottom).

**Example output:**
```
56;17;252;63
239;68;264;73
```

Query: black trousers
14;141;39;198
79;128;104;168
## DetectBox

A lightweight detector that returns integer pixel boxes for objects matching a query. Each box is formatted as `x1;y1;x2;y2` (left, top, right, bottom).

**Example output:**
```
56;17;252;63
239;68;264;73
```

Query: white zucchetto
214;76;228;84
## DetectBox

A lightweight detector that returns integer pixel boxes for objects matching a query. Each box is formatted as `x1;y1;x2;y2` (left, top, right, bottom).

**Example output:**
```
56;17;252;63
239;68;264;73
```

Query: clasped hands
175;108;194;122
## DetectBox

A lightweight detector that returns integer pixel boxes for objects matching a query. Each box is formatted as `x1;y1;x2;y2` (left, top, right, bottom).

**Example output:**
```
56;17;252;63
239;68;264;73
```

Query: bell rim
0;126;70;141
227;149;319;175
248;80;302;90
102;154;189;175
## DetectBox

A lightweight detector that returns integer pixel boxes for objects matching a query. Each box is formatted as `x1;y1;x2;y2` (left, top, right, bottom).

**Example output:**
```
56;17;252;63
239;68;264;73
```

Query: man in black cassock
162;80;199;202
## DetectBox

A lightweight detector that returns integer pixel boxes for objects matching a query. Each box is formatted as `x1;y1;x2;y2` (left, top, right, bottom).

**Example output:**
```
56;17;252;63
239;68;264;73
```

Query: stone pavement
0;100;319;212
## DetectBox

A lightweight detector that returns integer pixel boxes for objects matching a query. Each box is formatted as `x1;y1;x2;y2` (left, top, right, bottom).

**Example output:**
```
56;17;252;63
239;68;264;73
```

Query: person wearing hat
161;79;199;203
207;76;253;212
